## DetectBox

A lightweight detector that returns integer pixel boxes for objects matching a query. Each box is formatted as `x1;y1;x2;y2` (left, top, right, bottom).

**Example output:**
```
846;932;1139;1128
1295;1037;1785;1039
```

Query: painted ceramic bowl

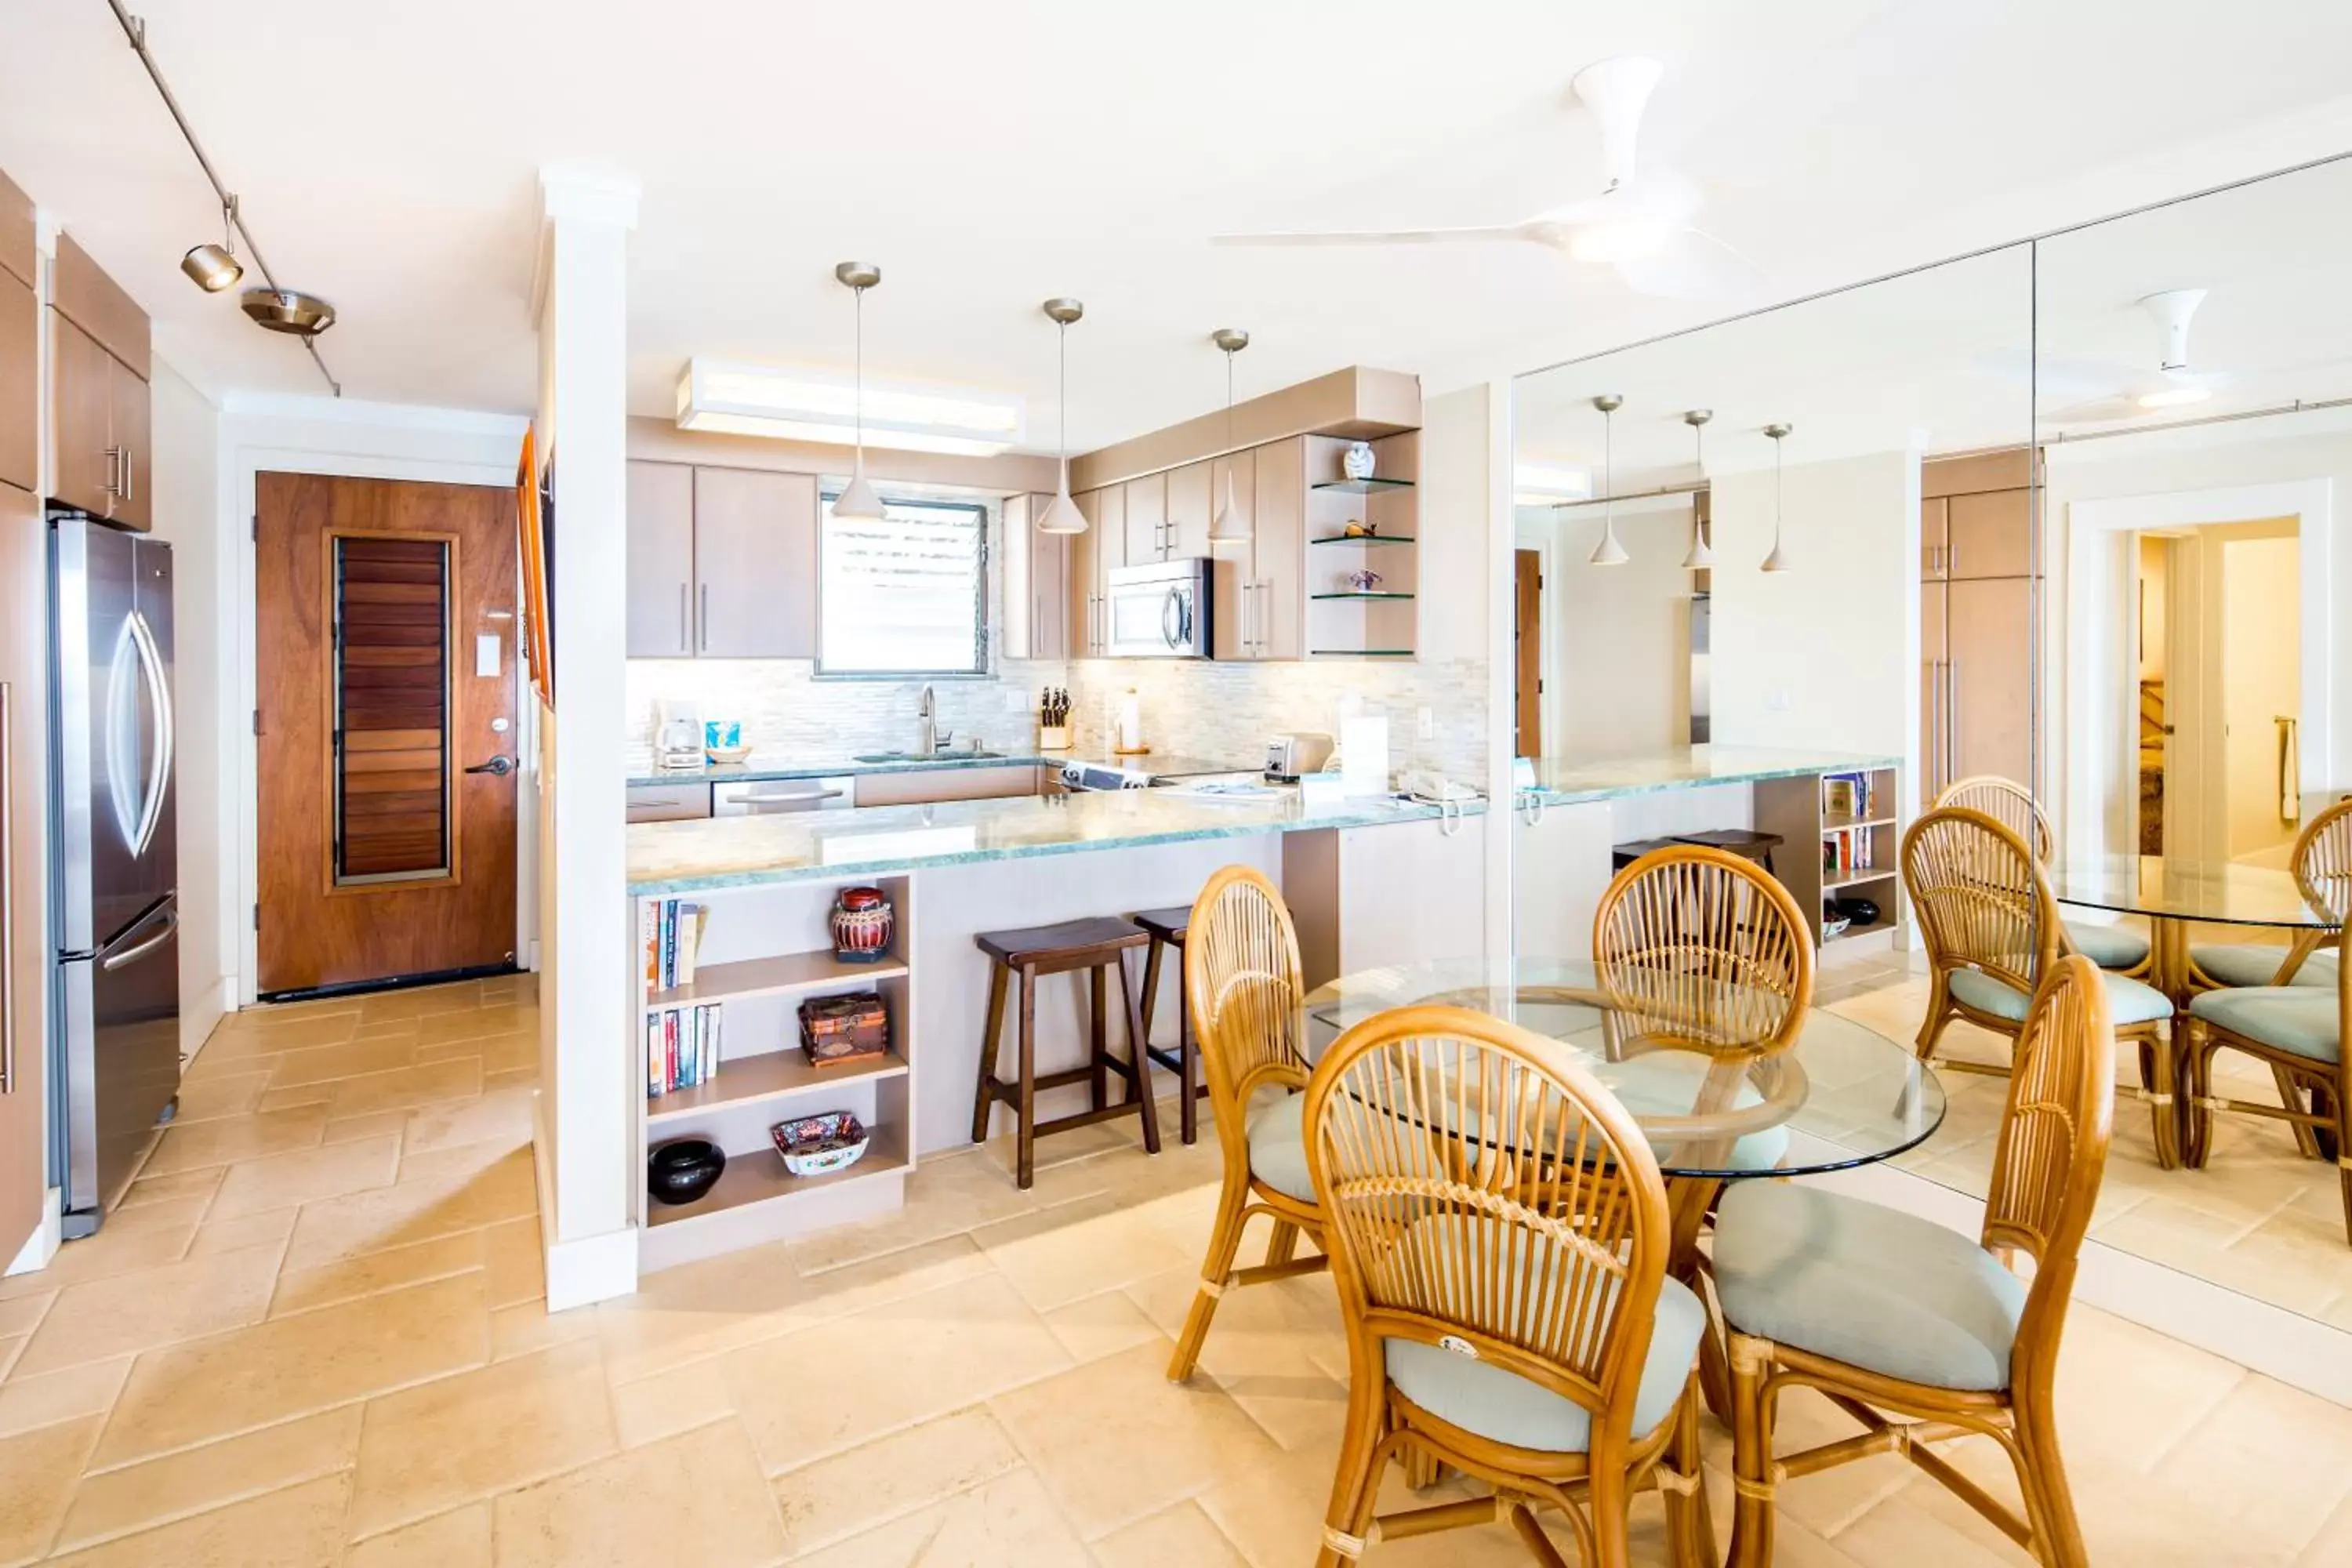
648;1138;726;1206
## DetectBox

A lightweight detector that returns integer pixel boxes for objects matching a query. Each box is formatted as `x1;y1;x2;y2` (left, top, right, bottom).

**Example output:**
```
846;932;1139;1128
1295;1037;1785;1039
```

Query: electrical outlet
1003;688;1027;713
1769;688;1793;713
1417;706;1435;741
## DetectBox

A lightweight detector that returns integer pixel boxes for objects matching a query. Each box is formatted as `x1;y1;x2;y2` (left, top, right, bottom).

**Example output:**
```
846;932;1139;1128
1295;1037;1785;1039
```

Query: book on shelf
647;1001;724;1098
1820;771;1873;821
641;898;710;991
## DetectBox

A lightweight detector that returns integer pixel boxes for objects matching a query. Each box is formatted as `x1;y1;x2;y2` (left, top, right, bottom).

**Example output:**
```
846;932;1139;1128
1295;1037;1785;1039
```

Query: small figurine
1345;568;1384;592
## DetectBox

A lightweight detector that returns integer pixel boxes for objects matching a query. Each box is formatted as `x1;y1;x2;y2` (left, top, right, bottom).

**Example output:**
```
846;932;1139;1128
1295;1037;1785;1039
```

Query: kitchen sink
853;750;1008;763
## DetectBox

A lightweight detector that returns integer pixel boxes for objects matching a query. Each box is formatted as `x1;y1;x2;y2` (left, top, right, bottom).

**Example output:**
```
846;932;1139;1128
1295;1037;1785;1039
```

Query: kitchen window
816;491;989;676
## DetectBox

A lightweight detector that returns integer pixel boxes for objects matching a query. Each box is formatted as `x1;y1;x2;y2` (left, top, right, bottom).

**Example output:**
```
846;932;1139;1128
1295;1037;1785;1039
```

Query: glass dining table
2049;853;2339;1004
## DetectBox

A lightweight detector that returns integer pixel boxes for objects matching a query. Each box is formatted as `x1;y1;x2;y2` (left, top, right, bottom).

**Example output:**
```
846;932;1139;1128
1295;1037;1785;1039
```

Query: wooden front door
1514;549;1543;758
256;473;519;996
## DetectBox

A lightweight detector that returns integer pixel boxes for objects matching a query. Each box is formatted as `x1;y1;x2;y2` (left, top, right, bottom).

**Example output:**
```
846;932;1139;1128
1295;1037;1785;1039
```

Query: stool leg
1119;949;1163;1155
971;961;1007;1146
1016;966;1038;1190
1089;964;1110;1112
1138;935;1164;1060
1177;954;1198;1145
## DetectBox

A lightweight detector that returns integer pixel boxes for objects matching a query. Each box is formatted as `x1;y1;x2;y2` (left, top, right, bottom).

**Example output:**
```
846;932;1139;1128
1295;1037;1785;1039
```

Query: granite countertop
625;750;1252;788
1519;745;1900;805
628;786;1484;895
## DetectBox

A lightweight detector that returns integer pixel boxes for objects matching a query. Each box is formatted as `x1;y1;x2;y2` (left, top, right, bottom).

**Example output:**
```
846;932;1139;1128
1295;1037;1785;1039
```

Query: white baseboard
4;1188;62;1278
1792;1134;2352;1409
530;1087;639;1312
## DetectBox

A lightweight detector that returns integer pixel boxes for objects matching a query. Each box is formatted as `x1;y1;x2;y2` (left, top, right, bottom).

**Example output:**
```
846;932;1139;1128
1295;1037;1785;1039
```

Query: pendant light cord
855;284;866;460
1059;320;1069;465
1773;432;1784;546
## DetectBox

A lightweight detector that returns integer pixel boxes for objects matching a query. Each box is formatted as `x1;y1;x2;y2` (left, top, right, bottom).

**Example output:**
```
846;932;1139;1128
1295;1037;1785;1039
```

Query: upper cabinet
999;492;1069;661
0;169;34;495
622;459;818;659
1165;459;1212;559
1123;471;1166;564
49;235;151;530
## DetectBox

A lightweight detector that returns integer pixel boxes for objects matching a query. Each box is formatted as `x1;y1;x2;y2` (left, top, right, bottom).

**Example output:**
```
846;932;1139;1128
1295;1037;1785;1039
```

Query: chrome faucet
916;684;937;757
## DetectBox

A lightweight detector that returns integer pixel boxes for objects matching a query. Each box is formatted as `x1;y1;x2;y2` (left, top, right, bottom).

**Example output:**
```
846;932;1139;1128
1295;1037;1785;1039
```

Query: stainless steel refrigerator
50;517;178;1236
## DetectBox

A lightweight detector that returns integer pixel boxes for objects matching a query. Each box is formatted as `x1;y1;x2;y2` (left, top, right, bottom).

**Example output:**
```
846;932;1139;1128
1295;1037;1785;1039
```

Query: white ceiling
6;1;2352;455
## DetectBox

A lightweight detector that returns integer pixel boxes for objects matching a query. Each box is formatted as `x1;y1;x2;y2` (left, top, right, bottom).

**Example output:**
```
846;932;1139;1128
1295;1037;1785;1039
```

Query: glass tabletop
1301;959;1944;1181
2048;854;2337;928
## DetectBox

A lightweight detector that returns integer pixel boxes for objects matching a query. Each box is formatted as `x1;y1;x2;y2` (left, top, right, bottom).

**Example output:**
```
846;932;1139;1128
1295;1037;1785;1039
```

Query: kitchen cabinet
1123;472;1166;564
1920;497;1947;582
1165;459;1212;558
0;481;43;1265
626;460;695;656
853;765;1040;808
0;271;32;495
1210;439;1308;662
1284;814;1484;989
1944;577;2035;788
1069;486;1127;656
49;237;151;531
1919;450;2039;795
999;492;1068;660
626;782;711;822
1945;489;2032;579
695;466;818;659
1211;449;1254;661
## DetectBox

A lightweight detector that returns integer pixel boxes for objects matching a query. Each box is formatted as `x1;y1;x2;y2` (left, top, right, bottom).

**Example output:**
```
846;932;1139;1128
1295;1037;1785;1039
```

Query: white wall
147;359;227;1056
1519;493;1693;757
1708;448;1920;775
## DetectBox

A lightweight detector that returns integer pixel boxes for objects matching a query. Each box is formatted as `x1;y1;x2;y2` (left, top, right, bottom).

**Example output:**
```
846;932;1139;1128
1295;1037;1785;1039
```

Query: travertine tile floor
0;966;2347;1565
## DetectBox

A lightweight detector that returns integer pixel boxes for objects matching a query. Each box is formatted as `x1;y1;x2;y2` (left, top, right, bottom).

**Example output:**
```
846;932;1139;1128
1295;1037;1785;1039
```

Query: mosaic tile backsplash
624;655;1488;784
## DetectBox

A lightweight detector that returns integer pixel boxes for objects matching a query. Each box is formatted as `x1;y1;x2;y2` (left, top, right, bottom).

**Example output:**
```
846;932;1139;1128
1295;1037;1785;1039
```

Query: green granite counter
626;751;1059;788
627;787;1486;895
1519;745;1899;806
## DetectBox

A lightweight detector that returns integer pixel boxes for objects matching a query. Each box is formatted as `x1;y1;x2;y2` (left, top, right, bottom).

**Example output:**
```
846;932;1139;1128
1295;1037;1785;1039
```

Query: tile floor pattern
0;968;2347;1564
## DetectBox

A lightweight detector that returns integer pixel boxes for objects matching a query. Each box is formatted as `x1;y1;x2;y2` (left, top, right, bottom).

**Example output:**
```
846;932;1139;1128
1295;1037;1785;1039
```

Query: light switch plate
476;634;502;677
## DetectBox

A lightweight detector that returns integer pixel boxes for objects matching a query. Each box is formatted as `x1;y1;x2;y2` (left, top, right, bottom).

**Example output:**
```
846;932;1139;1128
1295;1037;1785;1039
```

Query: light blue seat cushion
2191;944;2339;991
1607;1053;1789;1173
2064;919;2151;971
1713;1180;2025;1392
1385;1274;1706;1452
1245;1092;1315;1203
2188;986;2341;1065
1950;967;2172;1026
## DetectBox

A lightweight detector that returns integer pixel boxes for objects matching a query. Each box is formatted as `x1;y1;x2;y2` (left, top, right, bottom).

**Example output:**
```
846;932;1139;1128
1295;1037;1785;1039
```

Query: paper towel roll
1115;689;1145;754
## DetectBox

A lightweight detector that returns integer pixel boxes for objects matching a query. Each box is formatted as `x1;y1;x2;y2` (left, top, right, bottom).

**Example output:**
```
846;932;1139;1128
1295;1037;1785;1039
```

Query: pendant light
1036;299;1089;535
1761;422;1794;573
832;262;887;521
1679;408;1715;569
1588;394;1628;566
1208;328;1253;546
181;196;244;292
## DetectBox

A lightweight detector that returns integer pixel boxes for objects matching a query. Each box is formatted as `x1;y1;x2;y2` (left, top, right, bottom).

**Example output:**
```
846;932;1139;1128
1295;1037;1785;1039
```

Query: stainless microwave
1105;559;1212;658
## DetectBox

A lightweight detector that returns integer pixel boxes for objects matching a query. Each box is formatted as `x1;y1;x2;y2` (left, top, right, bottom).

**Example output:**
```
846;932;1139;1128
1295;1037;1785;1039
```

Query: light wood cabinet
1946;489;2032;580
626;460;695;656
0;272;31;495
108;353;151;531
1254;439;1305;660
1920;497;1948;581
1946;577;2035;787
1166;459;1212;559
0;481;44;1264
49;238;151;531
853;765;1040;807
1123;472;1166;563
1920;451;2039;794
694;466;818;659
1000;493;1068;661
50;314;116;519
1069;485;1127;655
1210;449;1254;662
626;782;711;822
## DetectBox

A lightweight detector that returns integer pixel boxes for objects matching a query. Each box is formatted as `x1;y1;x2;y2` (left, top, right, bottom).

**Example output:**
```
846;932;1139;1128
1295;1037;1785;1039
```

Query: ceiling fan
2034;289;2224;422
1211;56;1759;301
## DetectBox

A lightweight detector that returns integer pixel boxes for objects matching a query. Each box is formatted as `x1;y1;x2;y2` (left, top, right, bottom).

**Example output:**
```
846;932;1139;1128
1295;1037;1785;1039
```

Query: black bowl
1831;896;1881;927
648;1138;726;1206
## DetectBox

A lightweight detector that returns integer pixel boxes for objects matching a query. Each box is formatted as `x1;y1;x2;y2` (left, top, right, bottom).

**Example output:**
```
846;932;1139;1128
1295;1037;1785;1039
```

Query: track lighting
180;198;242;292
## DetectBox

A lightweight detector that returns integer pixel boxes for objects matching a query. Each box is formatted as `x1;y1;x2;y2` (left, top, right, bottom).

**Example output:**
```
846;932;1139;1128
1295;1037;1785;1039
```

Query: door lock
464;755;516;776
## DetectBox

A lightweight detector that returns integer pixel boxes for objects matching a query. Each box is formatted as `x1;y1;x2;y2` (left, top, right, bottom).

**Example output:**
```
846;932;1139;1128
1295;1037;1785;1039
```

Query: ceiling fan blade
1211;224;1536;249
1611;227;1765;301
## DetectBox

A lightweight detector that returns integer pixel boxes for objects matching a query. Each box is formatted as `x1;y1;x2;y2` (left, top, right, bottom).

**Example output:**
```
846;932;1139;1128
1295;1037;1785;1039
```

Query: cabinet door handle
121;444;133;503
678;583;689;652
1256;578;1272;651
699;584;710;652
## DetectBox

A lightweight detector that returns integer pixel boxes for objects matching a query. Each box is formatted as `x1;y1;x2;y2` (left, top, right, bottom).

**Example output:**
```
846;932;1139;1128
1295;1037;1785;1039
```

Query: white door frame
2062;478;2332;862
224;401;534;1007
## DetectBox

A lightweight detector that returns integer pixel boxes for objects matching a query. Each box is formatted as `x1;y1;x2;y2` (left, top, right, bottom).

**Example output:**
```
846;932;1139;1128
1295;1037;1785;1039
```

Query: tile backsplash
626;654;1487;786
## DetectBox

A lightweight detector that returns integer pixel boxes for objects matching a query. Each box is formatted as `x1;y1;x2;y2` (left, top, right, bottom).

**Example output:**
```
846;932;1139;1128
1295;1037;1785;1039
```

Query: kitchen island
622;786;1487;1272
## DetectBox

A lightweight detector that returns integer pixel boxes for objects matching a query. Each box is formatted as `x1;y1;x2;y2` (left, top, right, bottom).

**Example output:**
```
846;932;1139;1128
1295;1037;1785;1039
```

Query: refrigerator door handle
100;902;178;973
1;681;11;1094
127;608;173;859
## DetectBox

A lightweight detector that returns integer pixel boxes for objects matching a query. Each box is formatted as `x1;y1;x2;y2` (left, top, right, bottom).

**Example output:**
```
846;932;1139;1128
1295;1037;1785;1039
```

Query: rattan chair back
1593;843;1815;1055
1184;865;1311;1130
1936;775;2056;863
1904;807;2060;998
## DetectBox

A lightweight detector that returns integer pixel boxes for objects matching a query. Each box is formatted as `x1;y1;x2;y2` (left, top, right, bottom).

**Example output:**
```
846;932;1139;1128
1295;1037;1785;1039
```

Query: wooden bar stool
1672;826;1784;876
969;916;1162;1188
1131;905;1210;1145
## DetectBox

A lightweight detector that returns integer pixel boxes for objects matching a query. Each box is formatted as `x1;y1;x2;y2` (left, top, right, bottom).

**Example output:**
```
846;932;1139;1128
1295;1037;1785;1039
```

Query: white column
533;170;639;1308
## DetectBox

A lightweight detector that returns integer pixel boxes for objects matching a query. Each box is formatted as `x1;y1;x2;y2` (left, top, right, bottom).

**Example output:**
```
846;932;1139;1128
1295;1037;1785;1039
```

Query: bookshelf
1754;765;1904;949
1304;432;1421;660
633;873;918;1272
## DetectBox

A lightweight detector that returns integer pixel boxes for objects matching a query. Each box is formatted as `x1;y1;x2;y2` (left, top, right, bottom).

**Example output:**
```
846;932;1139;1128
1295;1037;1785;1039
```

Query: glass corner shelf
1311;476;1416;494
1309;591;1416;601
1308;534;1417;547
1309;648;1417;658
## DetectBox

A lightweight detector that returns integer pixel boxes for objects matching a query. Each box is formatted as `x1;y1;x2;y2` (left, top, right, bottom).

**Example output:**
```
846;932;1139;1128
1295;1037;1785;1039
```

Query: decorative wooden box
799;993;889;1068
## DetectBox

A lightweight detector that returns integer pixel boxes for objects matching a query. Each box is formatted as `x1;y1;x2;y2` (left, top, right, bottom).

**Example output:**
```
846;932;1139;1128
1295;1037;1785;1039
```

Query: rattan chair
1905;806;2176;1166
1592;843;1815;1058
2183;797;2352;1240
2186;797;2349;993
1305;1004;1714;1568
1936;775;2151;975
1719;953;2116;1568
1165;865;1327;1383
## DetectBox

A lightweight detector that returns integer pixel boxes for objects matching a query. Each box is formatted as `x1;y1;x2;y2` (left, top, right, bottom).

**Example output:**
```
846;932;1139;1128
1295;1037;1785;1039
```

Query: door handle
465;755;516;776
127;609;172;859
678;583;689;652
101;906;178;972
699;584;710;652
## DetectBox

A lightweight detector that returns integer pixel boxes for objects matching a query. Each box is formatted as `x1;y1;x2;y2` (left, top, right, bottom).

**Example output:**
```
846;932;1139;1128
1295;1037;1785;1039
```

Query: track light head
181;241;242;292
